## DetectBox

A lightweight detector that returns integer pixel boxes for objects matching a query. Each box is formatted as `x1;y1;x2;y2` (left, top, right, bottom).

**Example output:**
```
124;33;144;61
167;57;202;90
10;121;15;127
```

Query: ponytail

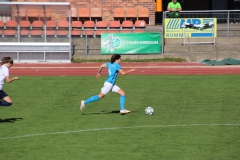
110;54;121;64
1;57;13;65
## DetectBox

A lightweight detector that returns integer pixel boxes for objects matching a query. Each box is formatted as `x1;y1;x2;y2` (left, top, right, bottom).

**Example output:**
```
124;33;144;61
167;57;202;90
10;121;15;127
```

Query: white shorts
101;82;120;95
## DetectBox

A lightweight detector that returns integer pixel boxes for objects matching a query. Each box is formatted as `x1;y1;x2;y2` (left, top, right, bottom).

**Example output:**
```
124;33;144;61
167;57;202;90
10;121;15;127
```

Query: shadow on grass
82;110;120;115
0;118;23;123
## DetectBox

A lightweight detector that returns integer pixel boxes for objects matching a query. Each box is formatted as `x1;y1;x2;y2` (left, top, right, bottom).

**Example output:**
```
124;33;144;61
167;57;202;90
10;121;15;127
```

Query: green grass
0;75;240;160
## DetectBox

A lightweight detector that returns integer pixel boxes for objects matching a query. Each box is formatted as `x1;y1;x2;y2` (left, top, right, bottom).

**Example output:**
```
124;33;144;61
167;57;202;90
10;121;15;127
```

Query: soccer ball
145;107;154;115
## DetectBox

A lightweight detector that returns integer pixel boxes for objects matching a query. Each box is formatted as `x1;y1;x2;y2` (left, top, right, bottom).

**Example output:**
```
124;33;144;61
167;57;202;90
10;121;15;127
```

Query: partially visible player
80;54;135;115
0;57;19;106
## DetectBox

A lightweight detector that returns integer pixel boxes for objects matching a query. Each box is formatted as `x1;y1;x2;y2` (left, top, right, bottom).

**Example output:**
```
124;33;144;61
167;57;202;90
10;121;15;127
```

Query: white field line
0;123;239;140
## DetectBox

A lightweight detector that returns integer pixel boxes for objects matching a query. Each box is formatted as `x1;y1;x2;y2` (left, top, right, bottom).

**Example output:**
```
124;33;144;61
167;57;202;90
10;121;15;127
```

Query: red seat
125;8;137;22
120;20;133;33
72;21;82;28
39;9;51;21
113;8;125;22
13;8;26;20
96;21;108;36
0;20;4;28
66;8;77;21
90;8;102;22
82;20;95;36
56;21;69;36
133;20;146;33
27;8;39;21
20;20;31;36
4;20;18;36
137;8;149;24
108;21;120;33
78;8;90;23
30;20;44;36
70;8;78;18
46;20;57;36
71;21;82;36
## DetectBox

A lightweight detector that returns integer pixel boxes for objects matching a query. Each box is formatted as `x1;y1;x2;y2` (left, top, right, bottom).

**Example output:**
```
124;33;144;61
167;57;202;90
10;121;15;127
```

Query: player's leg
80;82;112;110
0;91;13;106
112;85;131;114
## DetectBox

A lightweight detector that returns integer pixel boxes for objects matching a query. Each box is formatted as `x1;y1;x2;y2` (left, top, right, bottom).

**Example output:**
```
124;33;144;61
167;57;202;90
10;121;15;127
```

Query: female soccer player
0;57;19;106
80;54;135;115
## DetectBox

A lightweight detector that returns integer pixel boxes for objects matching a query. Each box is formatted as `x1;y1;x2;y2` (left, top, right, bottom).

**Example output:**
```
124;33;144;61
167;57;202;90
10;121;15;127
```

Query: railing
163;10;240;37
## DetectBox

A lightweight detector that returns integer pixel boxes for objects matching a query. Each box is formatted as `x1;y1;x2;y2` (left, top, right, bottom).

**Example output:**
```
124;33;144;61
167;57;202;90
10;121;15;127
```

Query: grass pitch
0;75;240;160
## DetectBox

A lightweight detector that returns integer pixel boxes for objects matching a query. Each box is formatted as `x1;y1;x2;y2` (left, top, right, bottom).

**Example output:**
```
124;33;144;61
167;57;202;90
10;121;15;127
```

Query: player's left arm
119;68;135;75
96;63;107;78
5;76;19;83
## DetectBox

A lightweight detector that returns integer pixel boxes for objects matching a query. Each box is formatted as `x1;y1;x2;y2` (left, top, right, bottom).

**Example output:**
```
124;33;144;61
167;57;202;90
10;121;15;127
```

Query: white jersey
0;65;9;90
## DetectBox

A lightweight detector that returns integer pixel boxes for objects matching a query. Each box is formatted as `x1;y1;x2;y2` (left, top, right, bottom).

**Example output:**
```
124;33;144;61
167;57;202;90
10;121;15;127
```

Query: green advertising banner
101;32;161;54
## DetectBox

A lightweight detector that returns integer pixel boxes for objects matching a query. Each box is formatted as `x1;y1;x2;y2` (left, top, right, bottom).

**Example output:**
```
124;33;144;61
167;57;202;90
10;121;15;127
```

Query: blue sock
120;95;125;110
1;100;12;106
84;95;100;105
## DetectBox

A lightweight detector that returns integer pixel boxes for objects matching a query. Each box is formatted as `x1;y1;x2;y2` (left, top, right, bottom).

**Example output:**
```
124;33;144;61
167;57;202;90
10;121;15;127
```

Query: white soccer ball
145;107;154;115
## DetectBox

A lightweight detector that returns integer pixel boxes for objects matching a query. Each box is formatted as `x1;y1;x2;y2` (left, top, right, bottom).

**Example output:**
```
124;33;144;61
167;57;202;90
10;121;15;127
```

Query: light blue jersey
106;62;121;84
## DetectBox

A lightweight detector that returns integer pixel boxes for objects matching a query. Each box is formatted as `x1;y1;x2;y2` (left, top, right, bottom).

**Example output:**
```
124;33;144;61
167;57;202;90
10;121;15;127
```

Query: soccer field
0;75;240;160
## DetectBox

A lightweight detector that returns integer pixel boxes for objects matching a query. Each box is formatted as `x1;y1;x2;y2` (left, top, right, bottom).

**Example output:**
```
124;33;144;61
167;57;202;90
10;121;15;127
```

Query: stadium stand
137;8;149;24
82;20;95;37
78;8;90;23
90;8;102;22
108;20;121;33
2;6;150;38
56;20;69;36
20;20;31;36
46;20;57;36
71;21;82;37
113;8;125;23
120;20;133;33
133;20;146;33
4;20;18;37
30;20;44;36
95;20;108;36
125;8;137;23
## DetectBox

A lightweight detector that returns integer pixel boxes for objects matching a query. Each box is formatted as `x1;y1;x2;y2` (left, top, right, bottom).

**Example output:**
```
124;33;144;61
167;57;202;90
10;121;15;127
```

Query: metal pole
44;52;46;62
43;5;46;43
161;11;164;54
227;10;230;37
69;5;72;62
16;5;20;43
85;30;88;55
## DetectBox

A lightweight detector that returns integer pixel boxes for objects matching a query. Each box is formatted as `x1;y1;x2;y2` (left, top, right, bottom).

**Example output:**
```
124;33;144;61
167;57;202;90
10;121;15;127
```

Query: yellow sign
164;18;217;38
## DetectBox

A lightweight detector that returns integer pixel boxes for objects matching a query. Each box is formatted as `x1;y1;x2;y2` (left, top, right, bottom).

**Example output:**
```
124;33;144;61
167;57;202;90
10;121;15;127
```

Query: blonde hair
1;57;14;65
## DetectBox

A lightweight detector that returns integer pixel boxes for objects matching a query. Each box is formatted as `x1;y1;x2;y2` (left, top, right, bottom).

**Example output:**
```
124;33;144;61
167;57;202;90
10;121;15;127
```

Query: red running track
10;62;240;76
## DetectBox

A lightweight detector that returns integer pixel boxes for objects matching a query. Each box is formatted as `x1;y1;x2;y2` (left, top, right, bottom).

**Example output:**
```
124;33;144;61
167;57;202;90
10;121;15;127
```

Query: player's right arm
5;76;19;83
96;63;107;78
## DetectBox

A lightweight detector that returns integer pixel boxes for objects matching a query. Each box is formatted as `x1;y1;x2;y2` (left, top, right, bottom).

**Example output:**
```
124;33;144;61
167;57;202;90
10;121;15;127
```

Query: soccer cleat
80;100;85;110
120;109;131;115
